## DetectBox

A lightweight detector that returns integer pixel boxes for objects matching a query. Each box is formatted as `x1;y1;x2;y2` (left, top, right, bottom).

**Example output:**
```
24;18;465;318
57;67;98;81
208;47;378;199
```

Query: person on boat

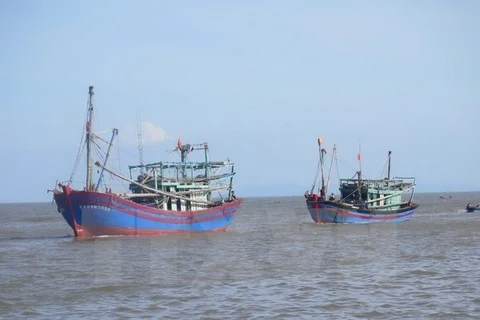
231;191;237;200
466;203;472;210
328;193;336;201
320;186;326;200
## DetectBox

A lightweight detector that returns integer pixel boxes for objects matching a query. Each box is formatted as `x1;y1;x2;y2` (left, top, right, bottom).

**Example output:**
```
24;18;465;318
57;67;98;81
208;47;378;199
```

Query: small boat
466;203;480;212
305;138;418;224
51;86;242;237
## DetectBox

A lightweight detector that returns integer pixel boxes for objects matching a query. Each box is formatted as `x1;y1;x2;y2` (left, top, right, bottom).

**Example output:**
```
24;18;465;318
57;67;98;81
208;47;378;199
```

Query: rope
68;139;86;186
95;162;215;204
325;145;336;195
310;146;322;194
68;105;89;185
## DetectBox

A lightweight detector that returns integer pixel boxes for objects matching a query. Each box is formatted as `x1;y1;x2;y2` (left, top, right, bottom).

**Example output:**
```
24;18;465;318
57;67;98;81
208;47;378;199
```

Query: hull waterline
54;186;242;237
306;199;417;224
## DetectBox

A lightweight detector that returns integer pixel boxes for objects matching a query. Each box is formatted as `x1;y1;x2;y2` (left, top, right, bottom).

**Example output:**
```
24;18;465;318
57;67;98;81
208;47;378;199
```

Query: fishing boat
305;138;418;223
51;86;242;237
466;203;480;212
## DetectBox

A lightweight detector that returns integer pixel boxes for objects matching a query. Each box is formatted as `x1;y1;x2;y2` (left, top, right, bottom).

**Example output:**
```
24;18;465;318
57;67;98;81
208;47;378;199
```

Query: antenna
357;138;362;175
387;151;392;179
86;86;94;191
357;138;362;200
137;111;144;173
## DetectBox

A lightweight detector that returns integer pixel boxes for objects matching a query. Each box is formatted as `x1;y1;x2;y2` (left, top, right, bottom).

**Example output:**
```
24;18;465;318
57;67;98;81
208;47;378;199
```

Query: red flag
357;153;361;161
177;137;182;149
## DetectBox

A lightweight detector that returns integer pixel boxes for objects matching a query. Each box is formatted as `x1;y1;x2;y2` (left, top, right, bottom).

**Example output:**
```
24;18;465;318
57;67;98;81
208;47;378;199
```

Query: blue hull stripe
306;201;416;223
55;191;241;234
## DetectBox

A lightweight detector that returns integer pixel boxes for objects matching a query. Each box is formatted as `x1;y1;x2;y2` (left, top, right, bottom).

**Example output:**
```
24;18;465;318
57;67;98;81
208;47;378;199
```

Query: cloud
120;121;167;147
141;122;167;145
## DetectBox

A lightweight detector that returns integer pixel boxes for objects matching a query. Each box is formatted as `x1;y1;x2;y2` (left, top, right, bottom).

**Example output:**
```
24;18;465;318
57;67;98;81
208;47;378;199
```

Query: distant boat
305;138;418;224
51;86;242;237
466;203;480;212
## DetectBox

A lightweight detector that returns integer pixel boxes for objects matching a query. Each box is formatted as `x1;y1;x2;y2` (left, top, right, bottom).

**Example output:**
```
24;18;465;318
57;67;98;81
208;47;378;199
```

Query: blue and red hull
54;186;242;237
306;197;417;224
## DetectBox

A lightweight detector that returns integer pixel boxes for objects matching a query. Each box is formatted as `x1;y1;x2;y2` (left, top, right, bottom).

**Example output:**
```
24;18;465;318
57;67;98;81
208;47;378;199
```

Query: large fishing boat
51;86;242;237
305;138;418;223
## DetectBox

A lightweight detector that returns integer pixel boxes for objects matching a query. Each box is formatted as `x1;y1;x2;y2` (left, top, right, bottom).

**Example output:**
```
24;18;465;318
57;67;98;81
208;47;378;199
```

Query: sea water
0;193;479;319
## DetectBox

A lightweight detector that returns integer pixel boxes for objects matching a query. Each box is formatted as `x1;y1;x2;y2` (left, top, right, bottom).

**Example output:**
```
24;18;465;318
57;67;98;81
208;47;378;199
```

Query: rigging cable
310;144;322;194
68;104;89;185
326;145;336;195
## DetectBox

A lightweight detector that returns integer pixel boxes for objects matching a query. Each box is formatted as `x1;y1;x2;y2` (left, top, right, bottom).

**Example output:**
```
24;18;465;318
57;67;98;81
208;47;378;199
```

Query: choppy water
1;192;480;319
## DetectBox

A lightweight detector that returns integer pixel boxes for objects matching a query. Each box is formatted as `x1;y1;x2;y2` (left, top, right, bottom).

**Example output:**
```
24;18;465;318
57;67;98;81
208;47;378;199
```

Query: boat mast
387;151;392;179
313;137;327;199
357;138;362;177
310;137;325;196
357;139;362;199
86;86;94;191
137;111;144;174
204;142;211;201
319;138;325;193
204;142;210;179
179;141;187;178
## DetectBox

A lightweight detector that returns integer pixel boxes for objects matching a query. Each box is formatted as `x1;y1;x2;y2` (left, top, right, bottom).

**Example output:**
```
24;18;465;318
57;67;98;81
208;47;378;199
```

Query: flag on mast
357;138;362;161
177;137;183;149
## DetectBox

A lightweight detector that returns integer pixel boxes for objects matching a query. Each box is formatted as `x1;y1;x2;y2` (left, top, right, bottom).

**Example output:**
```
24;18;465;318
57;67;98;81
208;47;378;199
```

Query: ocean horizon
1;192;479;319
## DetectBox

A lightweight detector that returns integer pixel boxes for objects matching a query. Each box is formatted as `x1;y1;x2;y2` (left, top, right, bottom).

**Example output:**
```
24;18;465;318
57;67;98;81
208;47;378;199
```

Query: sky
1;0;479;203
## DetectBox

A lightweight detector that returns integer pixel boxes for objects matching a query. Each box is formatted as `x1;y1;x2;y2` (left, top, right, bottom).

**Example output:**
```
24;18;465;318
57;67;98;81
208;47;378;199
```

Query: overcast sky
1;0;479;203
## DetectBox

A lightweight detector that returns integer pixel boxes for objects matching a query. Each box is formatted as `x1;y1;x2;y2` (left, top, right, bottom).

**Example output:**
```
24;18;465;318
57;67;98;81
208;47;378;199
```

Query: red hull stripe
67;191;240;217
55;192;242;225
